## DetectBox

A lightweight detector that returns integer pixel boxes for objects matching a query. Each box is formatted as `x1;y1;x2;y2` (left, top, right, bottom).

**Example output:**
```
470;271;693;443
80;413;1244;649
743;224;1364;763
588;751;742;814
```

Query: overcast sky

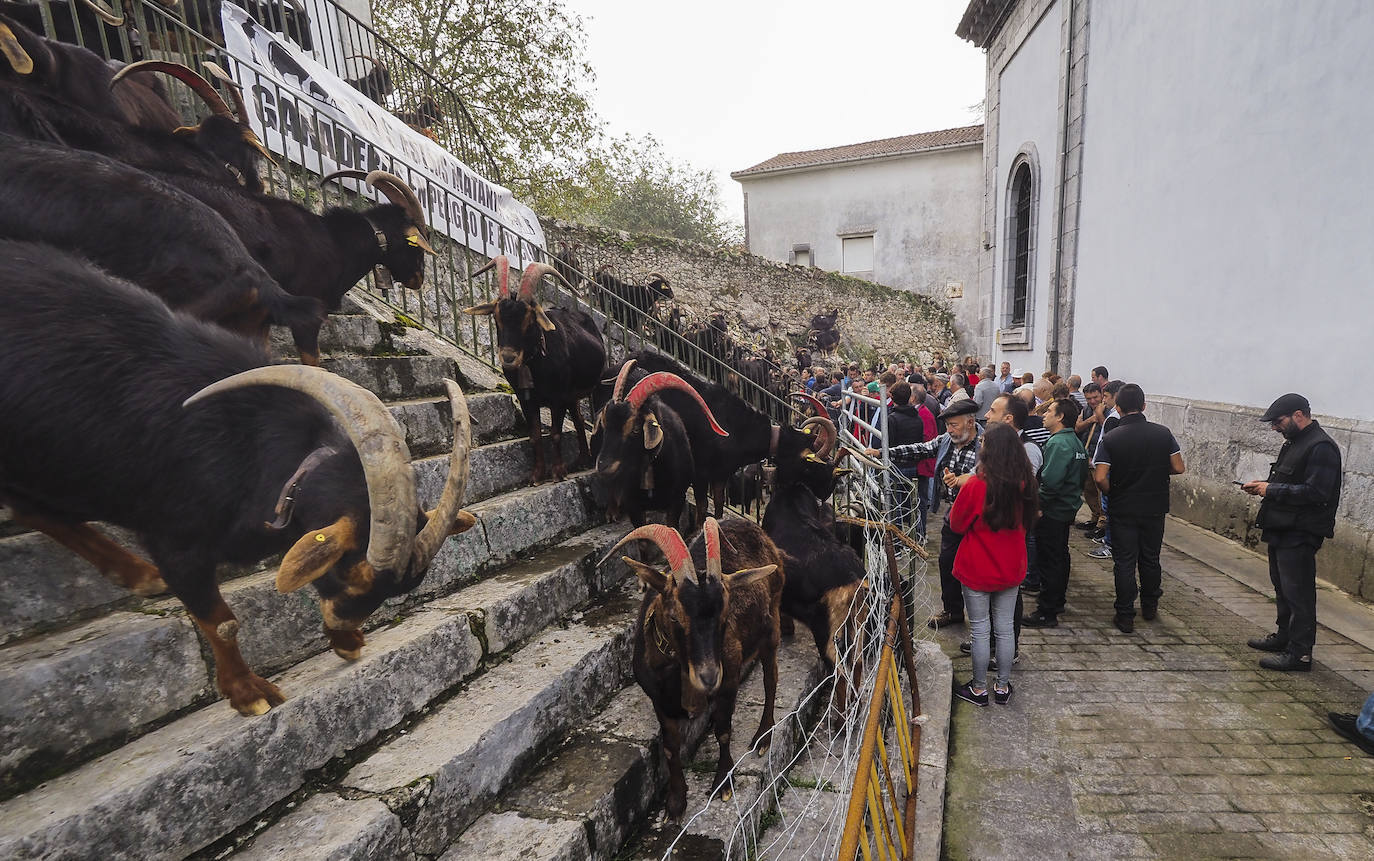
562;0;987;225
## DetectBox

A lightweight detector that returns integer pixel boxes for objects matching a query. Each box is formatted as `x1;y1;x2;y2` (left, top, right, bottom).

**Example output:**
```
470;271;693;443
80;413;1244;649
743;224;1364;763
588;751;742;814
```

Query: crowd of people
816;357;1346;724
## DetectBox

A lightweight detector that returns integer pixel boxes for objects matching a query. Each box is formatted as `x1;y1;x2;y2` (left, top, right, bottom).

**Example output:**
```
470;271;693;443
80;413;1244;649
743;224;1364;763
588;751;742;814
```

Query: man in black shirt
1092;384;1185;633
1243;393;1344;672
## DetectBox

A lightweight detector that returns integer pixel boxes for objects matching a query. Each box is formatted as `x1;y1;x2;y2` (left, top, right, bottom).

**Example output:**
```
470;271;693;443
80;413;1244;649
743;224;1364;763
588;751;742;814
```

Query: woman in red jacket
949;423;1039;705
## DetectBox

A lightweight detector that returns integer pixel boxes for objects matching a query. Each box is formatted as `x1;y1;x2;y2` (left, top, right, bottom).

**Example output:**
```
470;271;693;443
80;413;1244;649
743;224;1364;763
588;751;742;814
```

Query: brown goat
602;517;784;820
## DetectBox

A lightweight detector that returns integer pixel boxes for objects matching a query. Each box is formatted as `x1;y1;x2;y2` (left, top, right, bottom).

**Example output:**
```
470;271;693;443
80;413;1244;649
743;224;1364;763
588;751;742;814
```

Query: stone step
0;404;555;647
446;636;828;861
0;522;633;860
269;314;387;359
0;473;600;797
321;355;462;401
233;579;641;859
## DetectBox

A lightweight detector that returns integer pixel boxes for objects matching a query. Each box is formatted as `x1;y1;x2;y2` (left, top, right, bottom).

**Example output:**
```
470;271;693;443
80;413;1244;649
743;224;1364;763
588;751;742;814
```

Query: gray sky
563;0;987;226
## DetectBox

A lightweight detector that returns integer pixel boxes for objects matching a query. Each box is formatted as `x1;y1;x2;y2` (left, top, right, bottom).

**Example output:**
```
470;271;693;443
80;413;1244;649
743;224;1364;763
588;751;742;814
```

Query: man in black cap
1243;393;1343;672
871;397;982;629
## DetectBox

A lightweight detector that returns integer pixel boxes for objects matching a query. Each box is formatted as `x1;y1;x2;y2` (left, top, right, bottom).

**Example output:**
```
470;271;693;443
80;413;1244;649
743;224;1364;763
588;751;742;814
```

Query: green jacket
1039;428;1088;521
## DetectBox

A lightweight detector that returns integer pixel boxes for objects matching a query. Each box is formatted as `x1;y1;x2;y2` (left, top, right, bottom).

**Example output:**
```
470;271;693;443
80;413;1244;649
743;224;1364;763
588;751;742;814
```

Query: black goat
808;308;842;354
595;265;673;332
0;134;324;359
602;517;783;820
762;419;868;704
595;363;729;529
463;256;607;483
0;239;476;715
150;167;433;365
345;53;392;105
0;1;132;62
394;94;443;131
605;352;831;519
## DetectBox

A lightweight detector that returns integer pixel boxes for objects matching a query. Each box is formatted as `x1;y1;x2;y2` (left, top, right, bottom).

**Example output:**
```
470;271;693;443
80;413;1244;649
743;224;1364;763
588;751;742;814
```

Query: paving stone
236;793;413;861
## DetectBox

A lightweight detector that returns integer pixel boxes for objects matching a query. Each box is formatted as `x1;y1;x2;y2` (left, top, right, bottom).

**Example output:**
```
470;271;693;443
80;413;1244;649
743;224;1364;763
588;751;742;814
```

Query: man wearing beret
1243;393;1343;672
870;397;982;629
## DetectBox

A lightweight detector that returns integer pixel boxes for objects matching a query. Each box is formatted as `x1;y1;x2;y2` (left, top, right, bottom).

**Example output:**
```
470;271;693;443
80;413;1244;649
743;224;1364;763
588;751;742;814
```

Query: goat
0;29;269;193
595;265;673;332
794;346;812;373
761;415;869;705
345;53;392;105
605;352;832;520
463;256;607;484
594;363;729;530
394;94;443;132
550;241;585;291
0;1;132;62
147;167;434;365
0;239;477;715
0;134;324;360
601;517;783;820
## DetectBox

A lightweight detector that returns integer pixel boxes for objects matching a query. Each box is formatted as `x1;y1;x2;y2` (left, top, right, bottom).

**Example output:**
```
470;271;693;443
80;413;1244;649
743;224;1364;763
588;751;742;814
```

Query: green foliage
372;0;741;248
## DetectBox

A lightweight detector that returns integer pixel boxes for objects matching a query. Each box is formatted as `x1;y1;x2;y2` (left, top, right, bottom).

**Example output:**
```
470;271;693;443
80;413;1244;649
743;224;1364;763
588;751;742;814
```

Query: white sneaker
1088;546;1113;559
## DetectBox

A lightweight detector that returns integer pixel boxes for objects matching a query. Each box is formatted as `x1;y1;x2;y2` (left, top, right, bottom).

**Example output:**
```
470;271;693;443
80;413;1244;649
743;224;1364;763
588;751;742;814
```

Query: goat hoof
326;627;365;661
243;698;271;716
132;577;169;597
719;786;734;803
225;672;286;716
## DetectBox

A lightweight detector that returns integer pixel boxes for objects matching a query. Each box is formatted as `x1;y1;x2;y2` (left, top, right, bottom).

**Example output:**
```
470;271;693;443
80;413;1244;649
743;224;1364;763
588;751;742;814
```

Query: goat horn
410;379;471;571
113;61;233;120
184;365;418;578
611;360;638;402
802;416;838;458
0;23;35;75
469;255;511;299
518;262;573;301
79;0;124;26
345;53;387;69
645;272;668;284
703;517;723;581
598;524;694;584
200;62;278;166
791;392;828;416
319;168;368;186
364;170;428;231
626;373;729;437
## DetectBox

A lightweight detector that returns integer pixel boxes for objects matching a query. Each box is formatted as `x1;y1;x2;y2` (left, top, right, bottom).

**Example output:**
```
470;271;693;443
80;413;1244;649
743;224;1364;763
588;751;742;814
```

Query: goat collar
224;162;245;185
364;215;388;253
644;603;675;656
769;424;781;458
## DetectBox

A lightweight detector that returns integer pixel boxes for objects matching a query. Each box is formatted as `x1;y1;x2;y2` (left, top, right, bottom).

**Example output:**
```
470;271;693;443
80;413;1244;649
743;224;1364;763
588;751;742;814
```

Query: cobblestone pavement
935;516;1374;860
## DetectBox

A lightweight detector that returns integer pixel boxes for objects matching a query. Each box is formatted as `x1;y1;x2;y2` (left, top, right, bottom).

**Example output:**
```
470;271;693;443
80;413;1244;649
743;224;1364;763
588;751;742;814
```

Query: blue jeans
962;584;1019;689
1359;691;1374;739
1101;494;1112;549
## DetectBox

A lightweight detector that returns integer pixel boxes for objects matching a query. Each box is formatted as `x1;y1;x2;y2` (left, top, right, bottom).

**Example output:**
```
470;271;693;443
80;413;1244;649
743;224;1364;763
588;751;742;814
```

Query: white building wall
1073;0;1374;420
988;0;1061;373
739;146;982;345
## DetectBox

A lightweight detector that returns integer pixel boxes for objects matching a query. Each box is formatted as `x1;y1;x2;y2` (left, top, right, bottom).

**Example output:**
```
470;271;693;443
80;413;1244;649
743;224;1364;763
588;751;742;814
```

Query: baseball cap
1258;393;1310;422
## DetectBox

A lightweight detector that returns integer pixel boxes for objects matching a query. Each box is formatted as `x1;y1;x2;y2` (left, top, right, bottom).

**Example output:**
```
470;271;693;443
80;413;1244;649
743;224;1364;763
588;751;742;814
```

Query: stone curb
270;314;385;358
321;355;460;400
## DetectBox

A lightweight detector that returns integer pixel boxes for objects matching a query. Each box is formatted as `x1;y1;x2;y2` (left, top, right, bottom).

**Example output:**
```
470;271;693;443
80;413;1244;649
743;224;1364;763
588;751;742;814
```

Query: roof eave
956;0;1019;48
731;139;983;182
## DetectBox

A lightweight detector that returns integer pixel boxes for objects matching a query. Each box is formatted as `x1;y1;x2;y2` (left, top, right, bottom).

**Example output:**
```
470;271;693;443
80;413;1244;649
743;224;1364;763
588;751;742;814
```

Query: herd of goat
0;10;872;818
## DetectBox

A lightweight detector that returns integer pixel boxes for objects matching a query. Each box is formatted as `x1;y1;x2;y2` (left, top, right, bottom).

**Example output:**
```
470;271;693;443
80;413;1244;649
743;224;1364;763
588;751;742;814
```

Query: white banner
220;3;544;260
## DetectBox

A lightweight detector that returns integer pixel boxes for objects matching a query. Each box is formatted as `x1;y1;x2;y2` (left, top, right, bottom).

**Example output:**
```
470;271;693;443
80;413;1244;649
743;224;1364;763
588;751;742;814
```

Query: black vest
1099;413;1177;516
886;404;929;448
1257;422;1341;537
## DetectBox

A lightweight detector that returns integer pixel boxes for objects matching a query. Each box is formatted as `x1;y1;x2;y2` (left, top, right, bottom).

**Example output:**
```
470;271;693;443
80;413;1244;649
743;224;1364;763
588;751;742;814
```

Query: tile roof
731;124;984;179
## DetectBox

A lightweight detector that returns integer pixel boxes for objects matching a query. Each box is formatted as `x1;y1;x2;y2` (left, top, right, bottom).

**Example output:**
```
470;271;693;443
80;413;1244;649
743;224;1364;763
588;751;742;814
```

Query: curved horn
802;416;837;457
468;256;511;299
201;62;248;120
319;168;368;186
112;61;232;119
645;271;668;284
611;359;638;402
791;391;828;417
597;524;694;583
703;517;723;580
79;0;124;26
518;262;574;301
410;379;471;571
184;365;418;576
0;23;35;75
364;170;427;230
626;372;729;437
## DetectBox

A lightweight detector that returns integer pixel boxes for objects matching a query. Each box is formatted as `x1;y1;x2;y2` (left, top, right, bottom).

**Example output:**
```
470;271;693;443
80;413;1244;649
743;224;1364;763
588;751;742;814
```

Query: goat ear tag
276;517;357;593
407;229;437;255
643;415;664;450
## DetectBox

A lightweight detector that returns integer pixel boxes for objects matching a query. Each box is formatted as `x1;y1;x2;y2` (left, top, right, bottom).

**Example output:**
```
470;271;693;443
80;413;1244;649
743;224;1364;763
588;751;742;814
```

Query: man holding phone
1242;393;1343;672
871;398;982;629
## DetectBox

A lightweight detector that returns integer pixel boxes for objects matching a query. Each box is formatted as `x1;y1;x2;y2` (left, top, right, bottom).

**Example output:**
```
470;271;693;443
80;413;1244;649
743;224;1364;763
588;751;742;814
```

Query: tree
372;0;742;247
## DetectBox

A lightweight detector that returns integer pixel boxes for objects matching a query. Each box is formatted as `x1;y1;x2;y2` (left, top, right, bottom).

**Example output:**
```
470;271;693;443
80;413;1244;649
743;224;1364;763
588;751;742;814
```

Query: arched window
1002;148;1039;338
1008;163;1032;326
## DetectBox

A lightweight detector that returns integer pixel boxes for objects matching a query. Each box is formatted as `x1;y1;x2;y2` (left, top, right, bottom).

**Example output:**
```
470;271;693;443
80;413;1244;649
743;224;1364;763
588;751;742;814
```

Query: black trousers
938;517;965;617
1111;514;1166;616
1033;515;1072;617
1268;540;1319;658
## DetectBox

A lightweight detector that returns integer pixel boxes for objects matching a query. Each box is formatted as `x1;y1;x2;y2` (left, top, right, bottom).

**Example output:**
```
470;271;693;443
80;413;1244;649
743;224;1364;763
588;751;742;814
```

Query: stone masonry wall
542;219;961;367
1150;395;1374;603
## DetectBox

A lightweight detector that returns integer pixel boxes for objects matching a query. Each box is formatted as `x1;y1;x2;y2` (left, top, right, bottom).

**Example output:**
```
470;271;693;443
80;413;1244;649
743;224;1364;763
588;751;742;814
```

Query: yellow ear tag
315;533;327;542
406;234;421;247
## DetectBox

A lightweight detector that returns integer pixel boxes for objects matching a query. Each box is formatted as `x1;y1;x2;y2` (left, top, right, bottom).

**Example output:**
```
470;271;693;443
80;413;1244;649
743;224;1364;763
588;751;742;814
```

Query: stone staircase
0;302;830;860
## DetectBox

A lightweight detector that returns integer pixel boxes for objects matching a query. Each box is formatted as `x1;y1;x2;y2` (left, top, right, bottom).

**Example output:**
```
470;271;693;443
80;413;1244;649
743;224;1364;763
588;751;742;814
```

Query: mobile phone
1232;480;1246;486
